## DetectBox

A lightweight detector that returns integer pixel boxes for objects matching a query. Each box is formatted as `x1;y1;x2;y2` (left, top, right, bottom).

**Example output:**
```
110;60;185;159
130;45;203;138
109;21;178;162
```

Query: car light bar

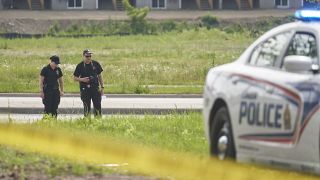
295;10;320;21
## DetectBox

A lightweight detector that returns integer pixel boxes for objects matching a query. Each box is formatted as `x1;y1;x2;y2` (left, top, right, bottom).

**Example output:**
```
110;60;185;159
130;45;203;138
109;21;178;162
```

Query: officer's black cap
83;49;93;55
50;55;60;64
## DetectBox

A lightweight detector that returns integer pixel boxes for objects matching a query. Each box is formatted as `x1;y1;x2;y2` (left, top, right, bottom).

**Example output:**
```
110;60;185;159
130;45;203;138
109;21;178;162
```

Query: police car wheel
210;107;236;160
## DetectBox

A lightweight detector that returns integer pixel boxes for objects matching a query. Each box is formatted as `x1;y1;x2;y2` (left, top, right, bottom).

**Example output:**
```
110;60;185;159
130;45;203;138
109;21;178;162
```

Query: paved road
0;114;147;122
0;95;202;115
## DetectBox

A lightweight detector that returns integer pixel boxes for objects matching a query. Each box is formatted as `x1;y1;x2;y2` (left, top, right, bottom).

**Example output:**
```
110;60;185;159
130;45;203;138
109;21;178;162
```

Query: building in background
0;0;313;10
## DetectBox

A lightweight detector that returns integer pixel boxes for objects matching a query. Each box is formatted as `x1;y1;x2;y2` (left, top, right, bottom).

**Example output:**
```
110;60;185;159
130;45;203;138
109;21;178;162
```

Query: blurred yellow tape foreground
0;124;317;180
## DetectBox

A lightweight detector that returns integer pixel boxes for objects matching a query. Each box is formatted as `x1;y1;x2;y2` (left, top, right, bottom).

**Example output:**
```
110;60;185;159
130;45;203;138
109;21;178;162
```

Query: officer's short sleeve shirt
73;60;103;77
40;65;63;90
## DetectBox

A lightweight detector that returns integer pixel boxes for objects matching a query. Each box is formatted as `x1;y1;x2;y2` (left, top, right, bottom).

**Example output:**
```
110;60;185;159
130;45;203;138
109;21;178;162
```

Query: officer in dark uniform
73;49;104;118
39;55;64;118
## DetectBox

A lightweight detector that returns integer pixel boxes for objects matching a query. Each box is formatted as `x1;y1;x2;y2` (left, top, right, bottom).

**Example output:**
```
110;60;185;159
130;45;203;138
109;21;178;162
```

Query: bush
42;15;294;37
66;23;84;35
160;20;177;32
176;21;192;33
105;20;130;35
0;42;8;49
134;84;150;94
47;22;61;36
222;24;244;34
200;15;219;29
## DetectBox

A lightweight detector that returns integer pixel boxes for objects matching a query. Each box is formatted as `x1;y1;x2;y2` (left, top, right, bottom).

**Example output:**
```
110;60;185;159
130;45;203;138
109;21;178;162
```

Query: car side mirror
283;55;313;73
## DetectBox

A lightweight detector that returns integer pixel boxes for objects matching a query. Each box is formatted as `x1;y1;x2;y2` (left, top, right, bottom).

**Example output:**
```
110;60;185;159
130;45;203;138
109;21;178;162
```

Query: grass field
0;29;253;94
0;113;206;178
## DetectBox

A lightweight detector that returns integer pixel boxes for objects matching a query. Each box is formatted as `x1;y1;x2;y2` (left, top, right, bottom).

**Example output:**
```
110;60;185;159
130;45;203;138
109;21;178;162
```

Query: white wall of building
136;0;151;8
259;0;302;9
83;0;97;9
259;0;275;9
51;0;67;9
167;0;179;9
289;0;302;8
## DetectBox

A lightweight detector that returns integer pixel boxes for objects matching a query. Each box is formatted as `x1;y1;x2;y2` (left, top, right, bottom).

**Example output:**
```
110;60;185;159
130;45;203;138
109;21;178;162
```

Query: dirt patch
0;19;100;34
0;9;295;20
0;9;295;34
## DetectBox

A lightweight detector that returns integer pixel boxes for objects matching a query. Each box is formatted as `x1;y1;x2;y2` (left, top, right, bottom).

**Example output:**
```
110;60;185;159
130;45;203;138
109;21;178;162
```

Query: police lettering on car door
239;101;292;130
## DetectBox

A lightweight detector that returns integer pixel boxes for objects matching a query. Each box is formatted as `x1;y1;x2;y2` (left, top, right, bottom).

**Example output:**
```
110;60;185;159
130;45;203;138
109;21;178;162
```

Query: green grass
0;145;116;178
0;29;253;93
0;113;206;178
35;113;207;155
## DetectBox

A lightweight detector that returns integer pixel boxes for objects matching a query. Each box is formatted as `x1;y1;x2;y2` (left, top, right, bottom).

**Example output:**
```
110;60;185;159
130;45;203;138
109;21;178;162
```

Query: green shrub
47;22;61;36
0;42;8;49
66;23;82;34
105;20;130;35
43;15;294;37
160;20;177;32
200;15;219;29
134;84;150;94
222;24;244;34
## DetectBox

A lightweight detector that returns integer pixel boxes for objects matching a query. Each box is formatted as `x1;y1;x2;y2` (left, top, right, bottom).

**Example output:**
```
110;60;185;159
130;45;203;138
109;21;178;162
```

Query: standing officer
73;49;104;118
39;55;64;118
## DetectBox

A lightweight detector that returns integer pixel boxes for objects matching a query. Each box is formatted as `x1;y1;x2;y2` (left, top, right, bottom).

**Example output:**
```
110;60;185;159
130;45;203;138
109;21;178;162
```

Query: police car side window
285;32;318;64
249;32;292;68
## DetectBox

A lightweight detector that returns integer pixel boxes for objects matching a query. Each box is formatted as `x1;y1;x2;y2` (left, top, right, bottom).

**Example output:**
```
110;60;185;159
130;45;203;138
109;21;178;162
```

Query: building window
68;0;82;8
152;0;166;8
275;0;289;8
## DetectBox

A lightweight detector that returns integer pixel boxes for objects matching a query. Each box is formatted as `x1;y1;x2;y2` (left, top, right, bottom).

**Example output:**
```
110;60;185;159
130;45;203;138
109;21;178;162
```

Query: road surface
0;94;202;116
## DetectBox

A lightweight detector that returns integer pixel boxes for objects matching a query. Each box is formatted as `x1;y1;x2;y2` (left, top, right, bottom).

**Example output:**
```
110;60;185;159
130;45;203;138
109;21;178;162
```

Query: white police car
203;10;320;174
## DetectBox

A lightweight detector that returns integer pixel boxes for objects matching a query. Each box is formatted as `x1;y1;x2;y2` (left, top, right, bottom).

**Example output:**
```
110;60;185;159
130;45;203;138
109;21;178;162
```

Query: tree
123;0;150;34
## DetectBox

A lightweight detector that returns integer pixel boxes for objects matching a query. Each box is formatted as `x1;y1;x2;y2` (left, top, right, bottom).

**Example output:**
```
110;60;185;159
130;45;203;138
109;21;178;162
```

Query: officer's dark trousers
81;87;101;118
43;89;60;118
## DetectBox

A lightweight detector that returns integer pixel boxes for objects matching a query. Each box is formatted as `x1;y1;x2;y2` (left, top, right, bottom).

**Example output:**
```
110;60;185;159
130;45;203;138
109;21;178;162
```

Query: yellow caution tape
0;124;318;180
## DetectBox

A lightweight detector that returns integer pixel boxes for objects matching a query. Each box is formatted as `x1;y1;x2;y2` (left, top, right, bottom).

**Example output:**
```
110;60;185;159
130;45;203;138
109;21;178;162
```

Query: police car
203;10;320;174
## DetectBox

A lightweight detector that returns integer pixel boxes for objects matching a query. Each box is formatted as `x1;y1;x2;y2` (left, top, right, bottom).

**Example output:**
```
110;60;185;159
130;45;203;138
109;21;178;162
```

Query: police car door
278;30;319;165
236;29;319;165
